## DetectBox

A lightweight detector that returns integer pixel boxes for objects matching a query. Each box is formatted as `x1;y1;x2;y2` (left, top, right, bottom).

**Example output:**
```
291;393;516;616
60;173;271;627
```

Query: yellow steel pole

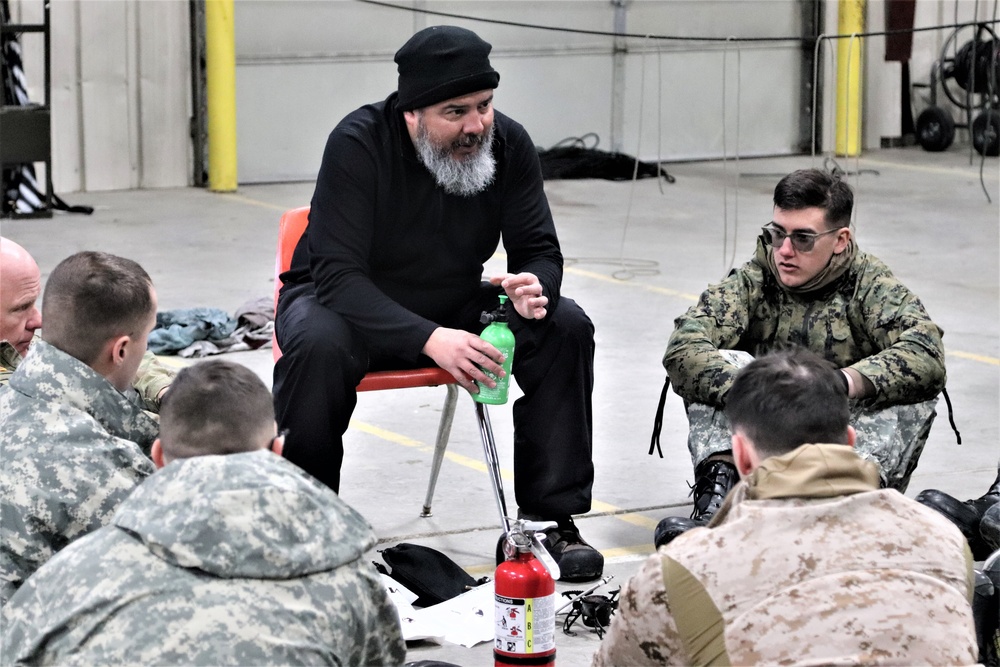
206;0;237;191
836;0;864;156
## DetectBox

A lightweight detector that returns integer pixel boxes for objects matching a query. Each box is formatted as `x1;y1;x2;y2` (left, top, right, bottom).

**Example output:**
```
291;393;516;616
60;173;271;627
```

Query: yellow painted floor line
589;499;660;530
218;192;290;211
351;422;661;533
565;266;699;302
465;543;654;577
350;420;514;481
601;544;656;561
466;563;498;576
859;157;999;179
951;350;1000;366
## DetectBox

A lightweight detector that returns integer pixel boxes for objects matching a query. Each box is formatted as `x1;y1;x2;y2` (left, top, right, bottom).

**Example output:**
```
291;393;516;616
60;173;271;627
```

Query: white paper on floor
385;578;495;648
381;573;419;605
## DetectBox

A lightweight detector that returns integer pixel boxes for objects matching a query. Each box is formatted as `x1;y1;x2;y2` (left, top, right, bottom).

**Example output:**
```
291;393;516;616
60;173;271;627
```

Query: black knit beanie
394;25;500;111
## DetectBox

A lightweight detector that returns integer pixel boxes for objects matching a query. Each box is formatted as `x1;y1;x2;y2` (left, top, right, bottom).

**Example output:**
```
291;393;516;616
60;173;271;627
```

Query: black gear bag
375;542;490;608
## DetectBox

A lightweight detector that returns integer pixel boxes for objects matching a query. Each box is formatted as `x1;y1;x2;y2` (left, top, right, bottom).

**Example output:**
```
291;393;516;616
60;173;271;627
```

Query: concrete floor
4;146;998;665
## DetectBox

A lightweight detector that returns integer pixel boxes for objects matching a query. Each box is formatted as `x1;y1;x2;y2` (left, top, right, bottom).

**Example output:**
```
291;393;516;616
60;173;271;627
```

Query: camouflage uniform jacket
664;240;946;409
2;451;406;666
592;444;977;666
0;340;158;605
0;342;18;386
0;341;174;412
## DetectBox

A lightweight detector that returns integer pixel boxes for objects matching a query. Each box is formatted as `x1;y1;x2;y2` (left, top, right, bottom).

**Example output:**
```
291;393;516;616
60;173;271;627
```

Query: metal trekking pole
475;402;510;533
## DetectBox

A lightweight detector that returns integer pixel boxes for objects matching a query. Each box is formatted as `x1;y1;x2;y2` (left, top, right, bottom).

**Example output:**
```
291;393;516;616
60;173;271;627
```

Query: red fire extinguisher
494;520;561;666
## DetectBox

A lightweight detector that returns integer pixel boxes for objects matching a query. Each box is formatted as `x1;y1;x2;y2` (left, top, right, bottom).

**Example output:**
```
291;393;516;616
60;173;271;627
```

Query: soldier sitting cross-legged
654;168;948;547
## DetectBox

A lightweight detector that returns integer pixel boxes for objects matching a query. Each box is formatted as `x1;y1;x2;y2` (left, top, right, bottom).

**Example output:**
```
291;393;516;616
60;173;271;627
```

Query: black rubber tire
916;106;956;152
972;109;1000;157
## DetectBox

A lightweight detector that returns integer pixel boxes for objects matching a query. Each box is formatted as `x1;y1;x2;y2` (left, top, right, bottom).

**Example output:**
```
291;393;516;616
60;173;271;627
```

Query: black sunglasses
761;222;840;253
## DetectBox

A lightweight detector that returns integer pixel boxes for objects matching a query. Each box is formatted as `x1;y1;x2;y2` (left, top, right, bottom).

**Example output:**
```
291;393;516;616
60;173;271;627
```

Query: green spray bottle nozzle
480;294;509;325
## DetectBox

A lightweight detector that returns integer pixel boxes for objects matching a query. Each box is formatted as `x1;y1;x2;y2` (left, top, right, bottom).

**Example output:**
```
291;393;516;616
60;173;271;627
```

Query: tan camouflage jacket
0;342;18;385
2;451;406;666
0;340;158;605
0;341;174;411
664;240;946;409
592;444;977;666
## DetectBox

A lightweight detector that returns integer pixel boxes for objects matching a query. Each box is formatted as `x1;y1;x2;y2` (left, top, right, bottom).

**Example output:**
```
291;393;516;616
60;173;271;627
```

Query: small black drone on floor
557;576;620;639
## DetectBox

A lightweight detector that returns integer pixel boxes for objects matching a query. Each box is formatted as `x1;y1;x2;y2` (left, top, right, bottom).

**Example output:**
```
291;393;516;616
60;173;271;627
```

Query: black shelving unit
1;0;52;218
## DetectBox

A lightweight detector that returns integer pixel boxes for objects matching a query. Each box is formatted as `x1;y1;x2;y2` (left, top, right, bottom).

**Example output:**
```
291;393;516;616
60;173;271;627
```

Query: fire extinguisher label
494;593;556;654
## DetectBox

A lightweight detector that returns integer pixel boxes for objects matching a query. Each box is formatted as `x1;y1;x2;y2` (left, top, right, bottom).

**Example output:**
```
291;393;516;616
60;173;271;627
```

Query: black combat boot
968;469;1000;517
916;469;1000;561
978;470;1000;556
981;504;1000;554
654;458;739;549
495;513;604;583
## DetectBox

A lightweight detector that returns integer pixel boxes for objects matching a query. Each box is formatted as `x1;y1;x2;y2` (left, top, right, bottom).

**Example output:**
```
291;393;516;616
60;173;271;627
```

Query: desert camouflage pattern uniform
593;444;978;666
0;342;18;386
128;349;176;411
0;340;174;411
665;239;946;490
2;450;406;667
0;340;158;605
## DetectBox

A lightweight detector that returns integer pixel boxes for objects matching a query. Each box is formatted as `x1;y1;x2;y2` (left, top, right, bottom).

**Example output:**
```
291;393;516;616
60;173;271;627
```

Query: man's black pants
272;282;595;518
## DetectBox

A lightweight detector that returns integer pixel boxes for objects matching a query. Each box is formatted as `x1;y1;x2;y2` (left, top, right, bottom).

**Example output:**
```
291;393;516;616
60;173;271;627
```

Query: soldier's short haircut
725;347;850;460
41;251;154;365
773;168;853;228
158;360;275;461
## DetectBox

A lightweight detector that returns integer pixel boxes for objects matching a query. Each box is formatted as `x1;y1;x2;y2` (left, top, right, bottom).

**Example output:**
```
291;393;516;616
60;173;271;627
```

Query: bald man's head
0;238;42;356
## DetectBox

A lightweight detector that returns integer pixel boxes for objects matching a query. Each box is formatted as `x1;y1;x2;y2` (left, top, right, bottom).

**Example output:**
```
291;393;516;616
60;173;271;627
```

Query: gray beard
413;120;496;197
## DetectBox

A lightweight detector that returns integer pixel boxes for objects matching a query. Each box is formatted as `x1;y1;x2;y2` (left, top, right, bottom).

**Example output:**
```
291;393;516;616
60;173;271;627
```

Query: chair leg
475;401;510;533
421;383;458;517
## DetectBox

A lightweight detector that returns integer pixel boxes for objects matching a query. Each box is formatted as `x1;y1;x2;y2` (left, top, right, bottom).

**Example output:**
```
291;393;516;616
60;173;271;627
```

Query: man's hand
489;273;548;320
422;327;506;395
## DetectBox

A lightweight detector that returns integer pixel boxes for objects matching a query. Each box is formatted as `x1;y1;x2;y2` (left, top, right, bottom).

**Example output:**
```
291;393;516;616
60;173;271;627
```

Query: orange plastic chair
273;206;509;522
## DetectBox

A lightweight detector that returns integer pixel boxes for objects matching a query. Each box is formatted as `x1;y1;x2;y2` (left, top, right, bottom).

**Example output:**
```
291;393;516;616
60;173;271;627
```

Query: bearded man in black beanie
273;25;602;582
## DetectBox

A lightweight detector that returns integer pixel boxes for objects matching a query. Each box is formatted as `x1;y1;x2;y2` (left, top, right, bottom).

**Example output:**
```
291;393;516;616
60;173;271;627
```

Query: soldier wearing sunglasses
654;168;946;547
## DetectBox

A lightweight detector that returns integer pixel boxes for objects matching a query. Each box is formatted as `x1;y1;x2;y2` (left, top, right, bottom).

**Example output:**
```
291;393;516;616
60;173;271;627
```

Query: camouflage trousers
685;350;938;492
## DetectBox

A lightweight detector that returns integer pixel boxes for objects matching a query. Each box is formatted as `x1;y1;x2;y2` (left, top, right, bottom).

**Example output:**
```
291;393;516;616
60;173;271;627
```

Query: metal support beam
189;0;207;187
609;0;629;153
836;0;865;156
798;0;823;153
205;0;237;191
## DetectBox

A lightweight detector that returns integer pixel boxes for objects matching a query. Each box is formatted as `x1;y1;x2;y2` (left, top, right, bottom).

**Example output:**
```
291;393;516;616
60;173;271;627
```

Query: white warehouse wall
234;0;807;183
8;0;191;193
6;0;987;192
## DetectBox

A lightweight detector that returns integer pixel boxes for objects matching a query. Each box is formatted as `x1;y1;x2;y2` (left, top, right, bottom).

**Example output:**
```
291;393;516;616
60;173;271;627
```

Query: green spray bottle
474;295;515;405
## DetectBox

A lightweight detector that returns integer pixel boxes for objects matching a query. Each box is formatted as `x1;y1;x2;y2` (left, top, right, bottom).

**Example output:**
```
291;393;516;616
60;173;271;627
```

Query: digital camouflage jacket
0;341;174;412
1;451;406;666
0;340;158;605
592;444;977;666
664;239;946;409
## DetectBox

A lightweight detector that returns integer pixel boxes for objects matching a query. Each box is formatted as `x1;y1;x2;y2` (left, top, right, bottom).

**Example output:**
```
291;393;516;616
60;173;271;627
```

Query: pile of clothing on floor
148;296;273;358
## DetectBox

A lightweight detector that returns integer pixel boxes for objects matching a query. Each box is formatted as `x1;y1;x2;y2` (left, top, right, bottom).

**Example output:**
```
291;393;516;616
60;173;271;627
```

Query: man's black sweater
282;93;563;362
